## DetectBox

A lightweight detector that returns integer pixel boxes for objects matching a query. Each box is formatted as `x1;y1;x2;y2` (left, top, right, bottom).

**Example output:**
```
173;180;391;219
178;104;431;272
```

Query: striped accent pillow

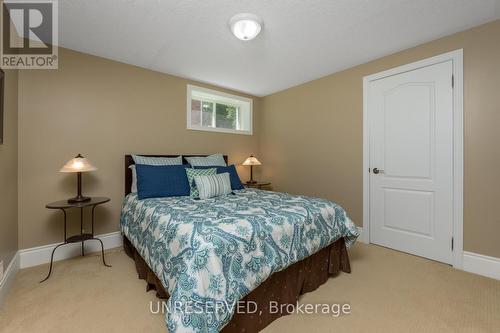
185;154;226;167
132;155;183;165
194;173;232;199
185;168;217;197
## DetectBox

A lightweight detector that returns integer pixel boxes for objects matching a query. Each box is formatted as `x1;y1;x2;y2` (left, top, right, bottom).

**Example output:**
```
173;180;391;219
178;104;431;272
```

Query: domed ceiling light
229;13;263;41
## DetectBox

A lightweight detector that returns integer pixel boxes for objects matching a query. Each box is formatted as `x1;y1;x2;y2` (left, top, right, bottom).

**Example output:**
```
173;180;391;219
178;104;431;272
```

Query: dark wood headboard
125;154;228;195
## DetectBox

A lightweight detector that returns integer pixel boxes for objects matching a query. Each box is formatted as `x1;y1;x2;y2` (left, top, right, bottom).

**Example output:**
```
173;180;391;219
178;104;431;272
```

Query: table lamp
242;155;261;184
60;154;97;203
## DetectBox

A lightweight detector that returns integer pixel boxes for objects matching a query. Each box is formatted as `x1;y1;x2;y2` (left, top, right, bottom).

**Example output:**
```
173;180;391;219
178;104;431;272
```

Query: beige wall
18;48;261;249
260;20;500;258
0;69;18;267
15;20;500;259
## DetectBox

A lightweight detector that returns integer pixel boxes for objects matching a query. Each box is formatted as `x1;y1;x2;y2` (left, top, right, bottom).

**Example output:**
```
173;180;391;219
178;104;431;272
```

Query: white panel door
368;61;454;264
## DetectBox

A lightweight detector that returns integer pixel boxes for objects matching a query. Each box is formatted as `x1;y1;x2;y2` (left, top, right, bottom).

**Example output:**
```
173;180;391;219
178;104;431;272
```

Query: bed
120;155;359;333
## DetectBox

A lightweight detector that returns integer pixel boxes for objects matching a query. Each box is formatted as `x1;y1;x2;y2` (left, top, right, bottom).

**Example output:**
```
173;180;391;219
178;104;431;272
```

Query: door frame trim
362;49;464;268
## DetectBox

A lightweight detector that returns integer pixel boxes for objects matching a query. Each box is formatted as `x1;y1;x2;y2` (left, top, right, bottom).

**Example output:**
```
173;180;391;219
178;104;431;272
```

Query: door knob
373;168;384;174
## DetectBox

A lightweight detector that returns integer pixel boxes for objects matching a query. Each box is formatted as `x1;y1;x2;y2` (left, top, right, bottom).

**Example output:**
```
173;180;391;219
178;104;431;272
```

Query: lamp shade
242;155;262;166
60;154;97;173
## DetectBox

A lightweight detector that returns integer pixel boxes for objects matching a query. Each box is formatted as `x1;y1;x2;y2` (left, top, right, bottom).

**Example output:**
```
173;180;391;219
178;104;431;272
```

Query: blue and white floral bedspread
120;188;358;332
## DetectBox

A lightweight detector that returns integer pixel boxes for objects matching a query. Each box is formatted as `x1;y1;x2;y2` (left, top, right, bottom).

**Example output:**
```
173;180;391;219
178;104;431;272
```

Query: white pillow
129;165;137;193
185;154;226;167
194;173;232;199
132;155;183;165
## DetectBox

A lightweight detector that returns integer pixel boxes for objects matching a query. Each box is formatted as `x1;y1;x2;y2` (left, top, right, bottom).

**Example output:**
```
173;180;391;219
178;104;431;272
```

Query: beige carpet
1;243;499;333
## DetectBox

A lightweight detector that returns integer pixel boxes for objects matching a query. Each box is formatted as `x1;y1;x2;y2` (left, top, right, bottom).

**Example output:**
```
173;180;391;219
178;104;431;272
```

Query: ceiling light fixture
229;13;263;41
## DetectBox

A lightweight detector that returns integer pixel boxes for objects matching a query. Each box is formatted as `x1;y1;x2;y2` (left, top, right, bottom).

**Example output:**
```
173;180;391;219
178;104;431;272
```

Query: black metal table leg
91;205;96;236
80;207;84;256
91;204;111;267
92;238;112;267
40;243;65;283
40;208;69;283
62;209;67;242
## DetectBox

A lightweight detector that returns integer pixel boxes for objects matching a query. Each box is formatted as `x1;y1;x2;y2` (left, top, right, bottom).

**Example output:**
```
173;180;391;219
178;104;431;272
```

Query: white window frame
187;84;253;135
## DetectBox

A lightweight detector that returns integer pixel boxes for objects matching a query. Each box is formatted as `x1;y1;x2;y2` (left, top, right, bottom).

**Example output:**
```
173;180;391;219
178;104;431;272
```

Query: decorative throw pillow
132;155;183;165
185;168;217;197
194;165;244;190
194;173;232;199
135;164;190;199
185;154;226;167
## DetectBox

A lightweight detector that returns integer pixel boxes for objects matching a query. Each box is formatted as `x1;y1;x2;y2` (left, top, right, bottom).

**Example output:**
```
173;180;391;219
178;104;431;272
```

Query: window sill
187;125;252;136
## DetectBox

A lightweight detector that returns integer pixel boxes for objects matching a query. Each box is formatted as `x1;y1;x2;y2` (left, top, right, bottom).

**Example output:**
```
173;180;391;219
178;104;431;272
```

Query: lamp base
246;180;257;184
68;196;91;204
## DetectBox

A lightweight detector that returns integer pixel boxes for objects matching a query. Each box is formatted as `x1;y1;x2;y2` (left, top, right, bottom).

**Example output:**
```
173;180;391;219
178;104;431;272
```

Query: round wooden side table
41;197;112;282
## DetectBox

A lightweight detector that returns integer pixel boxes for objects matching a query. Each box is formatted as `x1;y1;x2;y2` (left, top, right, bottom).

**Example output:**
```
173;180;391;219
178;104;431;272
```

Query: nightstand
42;197;112;282
245;182;272;190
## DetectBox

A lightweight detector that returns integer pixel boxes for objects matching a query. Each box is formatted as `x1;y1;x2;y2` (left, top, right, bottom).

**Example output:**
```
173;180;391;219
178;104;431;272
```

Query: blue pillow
135;164;190;199
194;165;244;190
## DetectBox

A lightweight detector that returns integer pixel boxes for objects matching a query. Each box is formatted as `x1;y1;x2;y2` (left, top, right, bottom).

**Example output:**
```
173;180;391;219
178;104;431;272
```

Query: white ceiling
59;0;500;96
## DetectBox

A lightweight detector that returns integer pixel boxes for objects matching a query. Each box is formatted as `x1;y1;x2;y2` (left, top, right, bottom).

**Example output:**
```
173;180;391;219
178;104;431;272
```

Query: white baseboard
19;231;123;269
0;252;20;307
463;251;500;281
354;228;499;281
13;228;500;284
356;227;369;244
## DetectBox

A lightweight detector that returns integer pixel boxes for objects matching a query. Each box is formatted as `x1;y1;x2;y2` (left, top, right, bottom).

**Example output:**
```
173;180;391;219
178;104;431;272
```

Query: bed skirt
123;236;351;332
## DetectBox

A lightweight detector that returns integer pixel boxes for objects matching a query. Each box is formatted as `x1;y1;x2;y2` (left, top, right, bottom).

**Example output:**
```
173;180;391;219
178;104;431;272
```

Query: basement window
187;85;252;135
